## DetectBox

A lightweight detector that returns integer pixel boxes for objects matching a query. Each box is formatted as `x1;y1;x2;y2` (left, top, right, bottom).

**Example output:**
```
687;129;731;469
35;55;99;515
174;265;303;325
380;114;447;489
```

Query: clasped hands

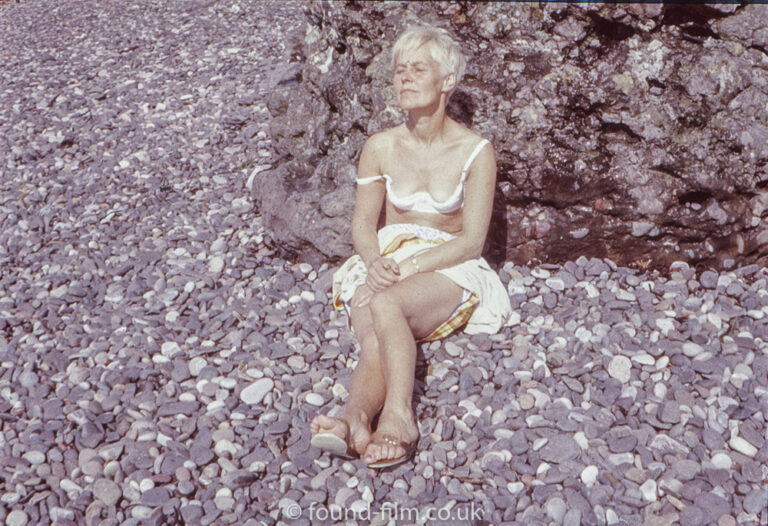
351;256;418;308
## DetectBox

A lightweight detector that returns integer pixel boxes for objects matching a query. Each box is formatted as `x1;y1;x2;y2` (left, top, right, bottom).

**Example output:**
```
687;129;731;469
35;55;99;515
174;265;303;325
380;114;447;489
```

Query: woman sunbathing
310;24;512;468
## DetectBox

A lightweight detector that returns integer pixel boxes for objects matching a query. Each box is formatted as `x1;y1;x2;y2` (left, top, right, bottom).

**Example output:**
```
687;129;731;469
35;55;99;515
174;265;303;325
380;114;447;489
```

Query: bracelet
411;256;421;273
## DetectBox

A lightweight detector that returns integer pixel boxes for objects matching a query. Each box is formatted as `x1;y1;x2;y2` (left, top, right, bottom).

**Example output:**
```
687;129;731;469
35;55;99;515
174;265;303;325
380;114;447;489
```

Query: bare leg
363;272;464;465
310;287;386;455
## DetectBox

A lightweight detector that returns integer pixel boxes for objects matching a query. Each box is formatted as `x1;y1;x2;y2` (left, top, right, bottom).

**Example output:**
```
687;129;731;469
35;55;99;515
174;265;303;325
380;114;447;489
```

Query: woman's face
393;45;449;111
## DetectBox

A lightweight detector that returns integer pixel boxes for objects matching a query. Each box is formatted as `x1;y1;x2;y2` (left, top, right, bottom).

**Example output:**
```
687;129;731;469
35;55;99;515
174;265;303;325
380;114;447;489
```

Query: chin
399;99;433;111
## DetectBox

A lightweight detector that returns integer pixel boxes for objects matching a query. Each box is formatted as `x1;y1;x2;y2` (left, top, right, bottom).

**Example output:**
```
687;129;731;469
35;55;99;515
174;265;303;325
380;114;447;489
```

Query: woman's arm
352;136;385;266
399;142;497;277
352;134;401;292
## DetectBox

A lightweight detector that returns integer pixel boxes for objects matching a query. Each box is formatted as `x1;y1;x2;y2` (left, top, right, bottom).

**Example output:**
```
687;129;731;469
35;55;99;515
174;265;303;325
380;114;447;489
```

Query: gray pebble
240;378;274;405
694;492;731;517
658;401;681;424
545;497;567;524
49;508;75;522
702;429;725;450
742;489;768;515
540;435;580;464
78;422;105;448
178;481;196;496
93;479;122;506
157;401;199;417
5;510;29;526
142;487;171;507
607;434;637;454
18;371;39;389
181;504;204;524
699;270;718;289
563;509;581;526
672;459;700;481
22;451;46;465
445;341;462;357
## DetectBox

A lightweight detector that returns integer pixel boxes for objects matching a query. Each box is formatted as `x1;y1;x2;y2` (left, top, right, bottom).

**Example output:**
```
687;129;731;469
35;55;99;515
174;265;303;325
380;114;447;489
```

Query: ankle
341;408;370;427
379;404;415;425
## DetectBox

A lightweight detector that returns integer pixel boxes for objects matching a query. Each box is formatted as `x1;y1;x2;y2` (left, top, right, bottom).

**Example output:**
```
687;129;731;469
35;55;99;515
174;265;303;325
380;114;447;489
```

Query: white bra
356;139;489;214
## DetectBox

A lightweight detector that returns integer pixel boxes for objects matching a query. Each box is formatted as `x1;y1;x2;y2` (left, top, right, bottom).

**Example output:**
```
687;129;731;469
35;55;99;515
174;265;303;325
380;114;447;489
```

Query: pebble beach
1;1;766;525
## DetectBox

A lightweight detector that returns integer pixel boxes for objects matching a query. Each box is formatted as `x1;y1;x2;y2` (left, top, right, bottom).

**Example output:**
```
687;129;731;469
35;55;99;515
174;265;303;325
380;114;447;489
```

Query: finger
381;258;400;275
366;275;384;292
382;268;400;283
371;272;396;289
374;263;398;280
369;267;395;287
372;258;390;272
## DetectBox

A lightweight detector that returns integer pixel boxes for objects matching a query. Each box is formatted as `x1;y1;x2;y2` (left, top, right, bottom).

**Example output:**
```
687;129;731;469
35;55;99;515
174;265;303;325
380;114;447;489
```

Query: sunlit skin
394;47;447;113
310;41;497;468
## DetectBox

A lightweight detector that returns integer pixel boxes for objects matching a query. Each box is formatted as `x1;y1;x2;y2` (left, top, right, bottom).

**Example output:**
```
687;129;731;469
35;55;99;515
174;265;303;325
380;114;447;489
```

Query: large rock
253;1;768;270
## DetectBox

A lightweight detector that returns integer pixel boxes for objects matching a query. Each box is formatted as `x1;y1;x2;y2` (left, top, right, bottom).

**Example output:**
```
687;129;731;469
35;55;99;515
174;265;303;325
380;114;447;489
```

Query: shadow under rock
448;88;508;269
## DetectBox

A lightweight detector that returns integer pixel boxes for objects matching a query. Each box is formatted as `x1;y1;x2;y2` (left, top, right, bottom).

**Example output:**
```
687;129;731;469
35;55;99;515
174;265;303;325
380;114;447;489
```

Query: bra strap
461;139;490;174
356;175;384;185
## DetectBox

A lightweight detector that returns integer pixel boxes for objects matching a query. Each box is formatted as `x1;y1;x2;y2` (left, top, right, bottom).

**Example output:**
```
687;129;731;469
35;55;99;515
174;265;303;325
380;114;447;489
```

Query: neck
405;95;450;145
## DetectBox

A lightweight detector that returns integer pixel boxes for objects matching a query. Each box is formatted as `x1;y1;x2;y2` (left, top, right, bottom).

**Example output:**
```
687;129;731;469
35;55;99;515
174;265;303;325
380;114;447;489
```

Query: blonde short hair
392;24;466;86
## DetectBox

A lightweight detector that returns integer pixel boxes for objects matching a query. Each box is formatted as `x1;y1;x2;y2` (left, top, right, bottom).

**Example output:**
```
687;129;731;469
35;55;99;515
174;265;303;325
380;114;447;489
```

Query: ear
441;72;456;93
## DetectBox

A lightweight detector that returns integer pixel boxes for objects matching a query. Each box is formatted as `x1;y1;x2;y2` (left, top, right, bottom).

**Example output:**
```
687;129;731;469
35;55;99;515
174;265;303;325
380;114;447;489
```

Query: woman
310;24;511;468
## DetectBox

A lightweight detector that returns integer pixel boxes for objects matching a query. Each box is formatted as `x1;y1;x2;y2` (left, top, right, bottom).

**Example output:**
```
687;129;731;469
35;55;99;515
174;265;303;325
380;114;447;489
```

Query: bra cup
385;174;466;214
374;138;488;215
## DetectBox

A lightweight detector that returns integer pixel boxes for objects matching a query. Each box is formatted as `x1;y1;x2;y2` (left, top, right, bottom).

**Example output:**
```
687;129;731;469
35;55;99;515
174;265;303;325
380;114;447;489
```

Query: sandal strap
377;434;410;449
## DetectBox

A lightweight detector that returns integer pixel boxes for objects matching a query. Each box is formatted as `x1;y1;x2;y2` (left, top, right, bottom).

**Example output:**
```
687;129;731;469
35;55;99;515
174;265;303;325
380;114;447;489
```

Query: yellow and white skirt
332;223;512;342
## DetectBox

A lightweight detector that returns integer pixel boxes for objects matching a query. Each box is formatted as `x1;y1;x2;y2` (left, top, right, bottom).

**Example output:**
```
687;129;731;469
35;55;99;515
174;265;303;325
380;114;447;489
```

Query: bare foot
310;411;371;456
363;408;419;466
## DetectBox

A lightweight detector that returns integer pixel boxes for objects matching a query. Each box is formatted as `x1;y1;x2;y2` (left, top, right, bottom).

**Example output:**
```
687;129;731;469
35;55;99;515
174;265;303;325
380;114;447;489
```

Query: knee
369;289;400;320
359;332;380;358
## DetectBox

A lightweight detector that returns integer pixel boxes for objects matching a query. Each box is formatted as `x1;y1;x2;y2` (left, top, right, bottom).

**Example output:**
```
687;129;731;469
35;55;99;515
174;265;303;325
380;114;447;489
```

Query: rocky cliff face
253;1;768;270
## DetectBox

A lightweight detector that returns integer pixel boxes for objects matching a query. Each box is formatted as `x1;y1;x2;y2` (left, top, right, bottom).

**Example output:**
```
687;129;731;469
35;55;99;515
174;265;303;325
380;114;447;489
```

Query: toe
311;415;349;441
309;416;322;434
363;443;382;464
385;444;403;462
318;415;340;431
364;438;406;465
313;414;330;429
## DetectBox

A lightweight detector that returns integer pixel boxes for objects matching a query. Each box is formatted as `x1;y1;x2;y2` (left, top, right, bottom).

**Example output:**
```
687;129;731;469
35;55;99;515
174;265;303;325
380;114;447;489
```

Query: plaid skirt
332;223;511;341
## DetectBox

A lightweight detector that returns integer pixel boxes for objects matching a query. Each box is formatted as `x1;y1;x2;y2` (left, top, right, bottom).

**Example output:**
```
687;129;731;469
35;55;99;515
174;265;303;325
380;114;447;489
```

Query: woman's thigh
370;272;464;340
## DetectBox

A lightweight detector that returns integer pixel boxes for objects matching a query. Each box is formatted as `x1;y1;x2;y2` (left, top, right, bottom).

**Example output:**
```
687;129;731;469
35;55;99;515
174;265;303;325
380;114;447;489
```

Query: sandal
310;432;359;460
365;434;418;469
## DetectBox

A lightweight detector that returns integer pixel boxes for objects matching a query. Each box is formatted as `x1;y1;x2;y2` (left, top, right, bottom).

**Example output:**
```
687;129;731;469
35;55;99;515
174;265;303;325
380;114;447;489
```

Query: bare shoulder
362;128;398;157
448;124;494;181
358;128;398;178
448;121;493;154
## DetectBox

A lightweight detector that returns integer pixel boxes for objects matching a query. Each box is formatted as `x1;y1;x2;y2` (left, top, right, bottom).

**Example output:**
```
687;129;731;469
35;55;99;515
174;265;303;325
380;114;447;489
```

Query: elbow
464;237;485;260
